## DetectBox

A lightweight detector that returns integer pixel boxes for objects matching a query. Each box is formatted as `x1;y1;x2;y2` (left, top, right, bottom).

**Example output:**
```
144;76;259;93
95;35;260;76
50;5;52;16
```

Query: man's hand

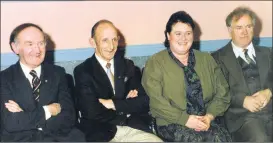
253;89;272;109
5;100;23;113
47;103;61;116
243;94;264;112
99;99;116;110
185;115;208;131
126;89;138;99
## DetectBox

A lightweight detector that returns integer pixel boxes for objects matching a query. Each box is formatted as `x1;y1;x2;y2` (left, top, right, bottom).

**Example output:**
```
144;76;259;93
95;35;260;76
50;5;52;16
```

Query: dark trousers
232;114;272;142
1;127;85;142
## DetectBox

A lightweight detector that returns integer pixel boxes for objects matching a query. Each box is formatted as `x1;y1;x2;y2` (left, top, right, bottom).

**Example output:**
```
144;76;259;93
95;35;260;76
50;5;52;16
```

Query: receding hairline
15;26;45;41
231;14;252;23
93;22;118;39
226;6;256;27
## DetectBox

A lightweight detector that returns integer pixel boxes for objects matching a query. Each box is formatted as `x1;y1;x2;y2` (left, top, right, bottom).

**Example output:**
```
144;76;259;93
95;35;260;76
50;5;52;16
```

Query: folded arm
74;67;118;124
42;68;76;134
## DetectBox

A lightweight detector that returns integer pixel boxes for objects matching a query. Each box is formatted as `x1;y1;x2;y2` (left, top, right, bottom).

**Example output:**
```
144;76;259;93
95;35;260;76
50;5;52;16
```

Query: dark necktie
243;49;255;64
29;70;41;102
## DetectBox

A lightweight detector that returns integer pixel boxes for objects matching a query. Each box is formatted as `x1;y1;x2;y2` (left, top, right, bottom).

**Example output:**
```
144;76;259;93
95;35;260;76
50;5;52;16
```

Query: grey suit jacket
212;41;273;133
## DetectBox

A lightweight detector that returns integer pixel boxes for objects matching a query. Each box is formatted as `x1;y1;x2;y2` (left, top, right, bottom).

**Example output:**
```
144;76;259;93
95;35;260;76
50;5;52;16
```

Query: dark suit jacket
0;62;76;141
73;54;151;142
212;42;273;133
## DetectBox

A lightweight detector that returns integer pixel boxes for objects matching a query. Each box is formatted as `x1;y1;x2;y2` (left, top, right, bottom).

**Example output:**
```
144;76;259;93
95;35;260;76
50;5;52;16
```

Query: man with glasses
212;6;272;142
73;19;162;142
0;23;85;142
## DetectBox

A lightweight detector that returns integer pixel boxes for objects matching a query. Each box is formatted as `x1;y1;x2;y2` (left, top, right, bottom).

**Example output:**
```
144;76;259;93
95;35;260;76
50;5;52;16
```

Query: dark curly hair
164;11;195;48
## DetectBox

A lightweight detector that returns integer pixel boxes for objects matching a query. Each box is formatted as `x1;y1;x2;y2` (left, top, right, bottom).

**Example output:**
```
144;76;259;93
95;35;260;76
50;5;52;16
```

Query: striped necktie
106;63;115;92
243;49;255;64
29;70;41;102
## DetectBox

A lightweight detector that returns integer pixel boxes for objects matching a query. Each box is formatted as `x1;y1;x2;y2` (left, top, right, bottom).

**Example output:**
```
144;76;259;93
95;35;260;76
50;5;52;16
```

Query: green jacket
142;49;231;126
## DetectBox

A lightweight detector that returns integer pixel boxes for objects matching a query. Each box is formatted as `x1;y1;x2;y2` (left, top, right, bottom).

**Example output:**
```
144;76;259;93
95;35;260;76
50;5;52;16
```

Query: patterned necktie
106;63;115;92
243;49;255;64
29;70;41;102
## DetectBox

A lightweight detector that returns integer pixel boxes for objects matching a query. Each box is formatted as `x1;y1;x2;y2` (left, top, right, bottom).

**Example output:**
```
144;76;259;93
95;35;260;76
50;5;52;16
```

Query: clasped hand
185;113;214;132
243;89;272;112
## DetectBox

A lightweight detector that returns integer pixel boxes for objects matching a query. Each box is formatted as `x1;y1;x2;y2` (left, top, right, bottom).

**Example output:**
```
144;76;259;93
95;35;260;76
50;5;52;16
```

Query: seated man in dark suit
212;6;272;142
0;23;85;142
73;19;162;142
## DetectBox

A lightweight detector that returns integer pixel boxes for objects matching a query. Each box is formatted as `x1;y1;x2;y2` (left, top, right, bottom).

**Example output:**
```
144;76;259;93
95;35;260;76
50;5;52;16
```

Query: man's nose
108;42;115;50
242;27;248;35
32;45;41;53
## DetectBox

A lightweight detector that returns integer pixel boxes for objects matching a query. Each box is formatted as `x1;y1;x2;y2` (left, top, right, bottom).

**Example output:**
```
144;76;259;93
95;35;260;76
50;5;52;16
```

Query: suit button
120;121;125;126
117;112;124;115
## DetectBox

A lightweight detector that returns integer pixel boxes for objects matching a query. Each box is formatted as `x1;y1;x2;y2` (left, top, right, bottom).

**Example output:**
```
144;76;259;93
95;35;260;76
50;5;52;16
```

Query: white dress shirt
95;54;115;93
95;54;115;75
95;54;131;118
231;41;256;63
20;62;51;130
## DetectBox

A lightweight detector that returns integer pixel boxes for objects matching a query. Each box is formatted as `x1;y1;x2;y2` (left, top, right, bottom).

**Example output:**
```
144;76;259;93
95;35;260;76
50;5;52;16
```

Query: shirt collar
231;41;256;58
20;62;41;79
95;54;114;74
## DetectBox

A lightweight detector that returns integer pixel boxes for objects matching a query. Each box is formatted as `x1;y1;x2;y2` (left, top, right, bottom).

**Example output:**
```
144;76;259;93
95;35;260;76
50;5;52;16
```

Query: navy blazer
0;62;76;141
73;54;151;142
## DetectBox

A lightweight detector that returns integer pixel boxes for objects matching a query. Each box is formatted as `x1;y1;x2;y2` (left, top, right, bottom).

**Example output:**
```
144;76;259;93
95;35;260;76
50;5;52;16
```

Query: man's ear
11;42;19;54
89;37;97;49
227;27;232;35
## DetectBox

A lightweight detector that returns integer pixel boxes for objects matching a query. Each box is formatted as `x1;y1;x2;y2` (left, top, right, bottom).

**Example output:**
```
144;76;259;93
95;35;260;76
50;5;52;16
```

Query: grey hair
225;6;256;27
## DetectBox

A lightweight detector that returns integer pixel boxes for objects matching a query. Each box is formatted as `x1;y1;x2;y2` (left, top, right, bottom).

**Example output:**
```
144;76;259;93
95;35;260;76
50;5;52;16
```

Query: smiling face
11;26;46;69
90;23;119;62
228;14;254;48
167;22;194;57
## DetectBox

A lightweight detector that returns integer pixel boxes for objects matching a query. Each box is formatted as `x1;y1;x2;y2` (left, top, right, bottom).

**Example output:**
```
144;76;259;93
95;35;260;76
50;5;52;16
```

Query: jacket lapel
38;64;54;106
87;55;115;98
222;42;250;93
113;56;125;99
254;46;269;88
13;62;37;110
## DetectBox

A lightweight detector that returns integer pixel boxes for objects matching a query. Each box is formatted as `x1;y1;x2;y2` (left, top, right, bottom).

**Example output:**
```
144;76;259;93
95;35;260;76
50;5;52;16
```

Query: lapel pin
124;77;128;82
45;80;48;83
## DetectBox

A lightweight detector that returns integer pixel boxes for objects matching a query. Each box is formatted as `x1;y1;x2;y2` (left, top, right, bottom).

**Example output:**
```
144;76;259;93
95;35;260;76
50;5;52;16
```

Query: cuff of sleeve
237;94;246;108
268;88;272;98
206;113;215;121
177;111;190;126
112;99;120;110
43;106;52;120
206;108;218;118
